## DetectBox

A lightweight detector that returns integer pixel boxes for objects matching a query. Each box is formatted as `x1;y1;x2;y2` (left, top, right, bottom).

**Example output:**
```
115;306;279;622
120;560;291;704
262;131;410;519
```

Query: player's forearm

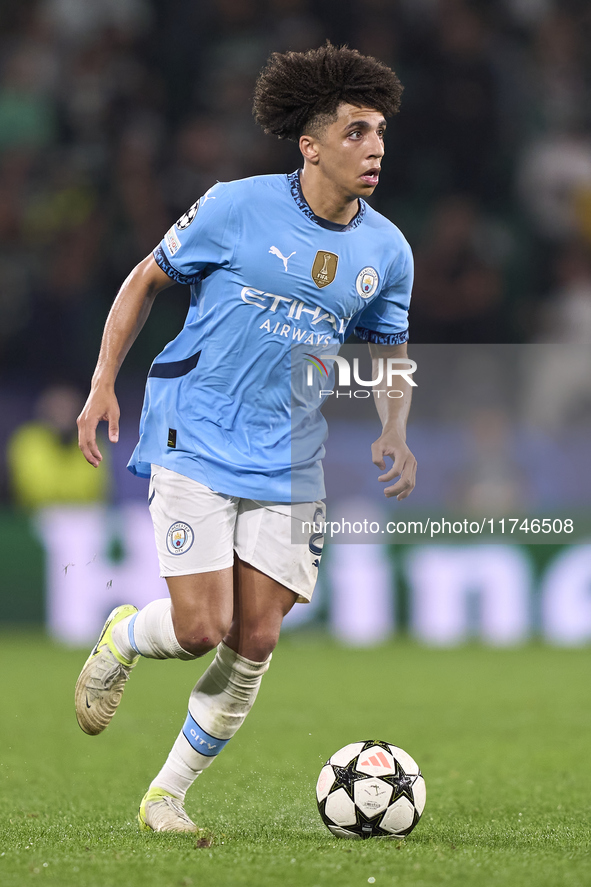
91;256;170;389
92;284;154;388
369;342;413;439
374;384;412;439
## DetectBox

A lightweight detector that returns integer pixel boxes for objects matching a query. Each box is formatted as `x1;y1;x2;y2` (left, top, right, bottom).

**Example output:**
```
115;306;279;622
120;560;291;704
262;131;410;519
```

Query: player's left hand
371;431;417;500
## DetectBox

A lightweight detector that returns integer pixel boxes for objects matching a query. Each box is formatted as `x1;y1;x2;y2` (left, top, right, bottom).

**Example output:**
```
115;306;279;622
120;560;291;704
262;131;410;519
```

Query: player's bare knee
240;629;280;662
174;621;230;657
174;632;218;657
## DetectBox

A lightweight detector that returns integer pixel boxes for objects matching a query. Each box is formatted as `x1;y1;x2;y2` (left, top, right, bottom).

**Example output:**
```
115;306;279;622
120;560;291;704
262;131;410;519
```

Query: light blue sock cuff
128;613;140;655
182;711;230;757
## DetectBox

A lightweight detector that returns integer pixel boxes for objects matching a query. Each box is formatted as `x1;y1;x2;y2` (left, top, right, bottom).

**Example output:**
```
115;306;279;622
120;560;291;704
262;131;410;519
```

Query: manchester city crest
356;266;379;298
166;521;195;555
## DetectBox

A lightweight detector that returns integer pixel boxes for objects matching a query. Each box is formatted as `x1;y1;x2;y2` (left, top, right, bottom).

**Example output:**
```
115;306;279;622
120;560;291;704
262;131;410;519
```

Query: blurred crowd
1;0;591;389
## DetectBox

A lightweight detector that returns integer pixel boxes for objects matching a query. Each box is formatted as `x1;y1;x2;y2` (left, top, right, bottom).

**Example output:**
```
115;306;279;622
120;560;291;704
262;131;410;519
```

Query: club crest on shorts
356;266;379;298
166;521;194;555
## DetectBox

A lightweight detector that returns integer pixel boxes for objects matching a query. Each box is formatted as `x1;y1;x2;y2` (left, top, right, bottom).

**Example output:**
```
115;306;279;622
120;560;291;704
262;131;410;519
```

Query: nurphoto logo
304;353;417;399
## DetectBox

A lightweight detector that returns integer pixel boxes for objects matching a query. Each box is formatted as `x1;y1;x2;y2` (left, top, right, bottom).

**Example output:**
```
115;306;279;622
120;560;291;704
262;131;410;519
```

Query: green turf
0;632;589;887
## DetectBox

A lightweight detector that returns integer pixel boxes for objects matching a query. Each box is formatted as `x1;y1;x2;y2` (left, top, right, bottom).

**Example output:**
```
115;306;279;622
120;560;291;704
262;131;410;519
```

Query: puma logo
269;245;296;272
201;188;216;206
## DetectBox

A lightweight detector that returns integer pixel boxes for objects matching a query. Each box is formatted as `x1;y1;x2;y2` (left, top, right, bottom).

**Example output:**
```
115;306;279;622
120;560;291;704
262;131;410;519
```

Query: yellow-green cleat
138;787;198;834
75;604;139;736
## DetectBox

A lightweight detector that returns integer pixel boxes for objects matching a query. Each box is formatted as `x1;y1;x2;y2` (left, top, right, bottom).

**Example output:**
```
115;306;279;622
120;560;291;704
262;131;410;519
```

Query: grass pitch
0;632;589;887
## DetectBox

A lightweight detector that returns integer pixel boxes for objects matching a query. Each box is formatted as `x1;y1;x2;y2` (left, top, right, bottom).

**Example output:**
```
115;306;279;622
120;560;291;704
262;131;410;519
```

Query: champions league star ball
316;741;426;839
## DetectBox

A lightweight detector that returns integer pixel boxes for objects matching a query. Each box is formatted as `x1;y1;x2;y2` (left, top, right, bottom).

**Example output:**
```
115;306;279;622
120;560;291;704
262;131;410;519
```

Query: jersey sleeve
354;237;413;345
153;182;237;285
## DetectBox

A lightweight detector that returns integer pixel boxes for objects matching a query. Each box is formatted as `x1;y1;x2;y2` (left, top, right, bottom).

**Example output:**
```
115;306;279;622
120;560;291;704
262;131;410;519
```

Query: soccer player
75;42;417;833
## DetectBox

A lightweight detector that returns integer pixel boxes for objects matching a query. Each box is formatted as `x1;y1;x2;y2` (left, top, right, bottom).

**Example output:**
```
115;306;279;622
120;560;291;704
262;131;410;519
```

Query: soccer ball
316;740;426;839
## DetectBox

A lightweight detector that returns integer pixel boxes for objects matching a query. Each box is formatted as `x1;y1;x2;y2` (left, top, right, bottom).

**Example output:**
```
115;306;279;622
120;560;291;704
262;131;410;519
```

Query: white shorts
148;465;325;603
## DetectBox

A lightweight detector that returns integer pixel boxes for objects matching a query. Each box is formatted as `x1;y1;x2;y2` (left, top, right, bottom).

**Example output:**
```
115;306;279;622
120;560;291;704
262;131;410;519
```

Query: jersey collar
287;169;366;232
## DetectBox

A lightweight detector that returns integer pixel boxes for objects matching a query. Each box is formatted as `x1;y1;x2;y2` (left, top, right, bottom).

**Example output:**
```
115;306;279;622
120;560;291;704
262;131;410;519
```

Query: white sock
111;599;195;661
150;641;271;800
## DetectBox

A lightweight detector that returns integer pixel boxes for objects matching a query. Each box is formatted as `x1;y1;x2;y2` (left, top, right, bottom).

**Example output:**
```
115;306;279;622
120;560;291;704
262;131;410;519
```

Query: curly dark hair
253;42;403;142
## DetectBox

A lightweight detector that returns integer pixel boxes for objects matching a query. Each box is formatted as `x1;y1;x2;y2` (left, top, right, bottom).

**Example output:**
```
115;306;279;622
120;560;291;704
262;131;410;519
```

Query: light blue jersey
127;171;413;502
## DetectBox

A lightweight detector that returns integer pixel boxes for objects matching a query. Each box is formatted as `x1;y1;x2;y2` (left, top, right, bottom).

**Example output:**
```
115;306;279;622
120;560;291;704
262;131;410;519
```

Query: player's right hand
77;387;120;467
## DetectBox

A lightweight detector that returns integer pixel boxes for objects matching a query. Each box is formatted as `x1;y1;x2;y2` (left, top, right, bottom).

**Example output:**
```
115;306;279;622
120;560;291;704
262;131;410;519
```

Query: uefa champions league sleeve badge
166;521;195;555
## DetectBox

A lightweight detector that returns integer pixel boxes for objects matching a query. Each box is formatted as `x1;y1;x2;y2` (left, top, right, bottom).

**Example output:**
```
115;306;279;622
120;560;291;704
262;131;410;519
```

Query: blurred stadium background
1;0;591;646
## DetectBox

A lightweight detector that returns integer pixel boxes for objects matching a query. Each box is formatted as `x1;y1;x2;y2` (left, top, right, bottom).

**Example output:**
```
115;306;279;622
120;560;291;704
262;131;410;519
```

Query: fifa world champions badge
166;521;195;555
